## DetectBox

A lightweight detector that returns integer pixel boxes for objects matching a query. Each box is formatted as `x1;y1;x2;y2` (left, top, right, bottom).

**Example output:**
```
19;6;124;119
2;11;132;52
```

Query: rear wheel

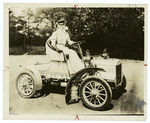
16;71;36;98
80;77;112;110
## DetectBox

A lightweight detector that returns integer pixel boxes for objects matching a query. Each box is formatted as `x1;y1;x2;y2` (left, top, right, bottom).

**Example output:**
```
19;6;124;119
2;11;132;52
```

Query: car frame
16;42;126;111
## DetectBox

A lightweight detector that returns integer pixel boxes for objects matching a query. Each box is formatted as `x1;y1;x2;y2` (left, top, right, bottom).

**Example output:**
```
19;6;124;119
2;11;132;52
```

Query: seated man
101;48;109;59
83;49;93;67
46;19;84;74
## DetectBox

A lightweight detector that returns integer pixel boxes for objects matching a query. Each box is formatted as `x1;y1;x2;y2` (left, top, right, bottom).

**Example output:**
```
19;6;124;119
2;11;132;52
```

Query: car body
93;59;124;89
16;43;126;111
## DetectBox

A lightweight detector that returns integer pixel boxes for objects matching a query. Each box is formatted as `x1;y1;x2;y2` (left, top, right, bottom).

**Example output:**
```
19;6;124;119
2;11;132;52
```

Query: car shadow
112;89;127;100
82;102;114;111
100;103;114;111
32;85;66;98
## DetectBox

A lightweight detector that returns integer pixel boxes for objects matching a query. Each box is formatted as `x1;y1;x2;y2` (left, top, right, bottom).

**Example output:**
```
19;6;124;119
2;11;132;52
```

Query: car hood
93;59;122;66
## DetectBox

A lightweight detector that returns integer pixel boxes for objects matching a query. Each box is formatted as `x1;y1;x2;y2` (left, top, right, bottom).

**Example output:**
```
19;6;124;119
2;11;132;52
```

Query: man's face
58;22;65;30
58;22;65;26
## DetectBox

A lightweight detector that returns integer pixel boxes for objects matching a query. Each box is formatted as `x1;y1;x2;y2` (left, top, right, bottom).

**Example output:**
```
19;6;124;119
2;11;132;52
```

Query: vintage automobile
16;42;126;111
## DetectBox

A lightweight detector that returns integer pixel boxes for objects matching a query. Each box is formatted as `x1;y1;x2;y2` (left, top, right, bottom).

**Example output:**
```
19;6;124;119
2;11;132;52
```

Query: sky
10;7;37;17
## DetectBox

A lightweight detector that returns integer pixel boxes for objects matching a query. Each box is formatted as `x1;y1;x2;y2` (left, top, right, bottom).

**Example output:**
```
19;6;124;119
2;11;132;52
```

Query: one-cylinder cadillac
16;42;126;111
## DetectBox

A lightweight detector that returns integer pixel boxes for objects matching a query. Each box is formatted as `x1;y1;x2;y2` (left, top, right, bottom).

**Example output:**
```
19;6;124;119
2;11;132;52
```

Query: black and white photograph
3;3;147;120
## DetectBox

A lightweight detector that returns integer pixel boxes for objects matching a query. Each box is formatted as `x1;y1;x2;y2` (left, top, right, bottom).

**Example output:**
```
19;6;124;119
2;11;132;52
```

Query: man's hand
68;44;73;49
71;40;85;45
56;49;63;53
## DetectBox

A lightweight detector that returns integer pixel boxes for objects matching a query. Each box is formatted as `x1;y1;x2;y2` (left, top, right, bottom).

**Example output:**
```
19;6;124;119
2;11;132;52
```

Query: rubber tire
80;77;112;111
16;71;36;98
120;75;126;90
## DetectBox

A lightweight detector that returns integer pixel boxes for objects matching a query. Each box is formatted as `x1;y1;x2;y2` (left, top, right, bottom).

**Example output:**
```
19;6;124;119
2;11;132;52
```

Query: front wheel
80;77;112;110
16;71;36;98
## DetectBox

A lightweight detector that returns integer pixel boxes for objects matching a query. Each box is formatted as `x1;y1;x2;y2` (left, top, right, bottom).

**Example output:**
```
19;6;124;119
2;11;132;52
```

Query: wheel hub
91;89;99;96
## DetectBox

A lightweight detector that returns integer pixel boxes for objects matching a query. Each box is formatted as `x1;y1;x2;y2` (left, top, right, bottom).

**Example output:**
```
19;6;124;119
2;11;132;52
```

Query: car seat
45;43;66;62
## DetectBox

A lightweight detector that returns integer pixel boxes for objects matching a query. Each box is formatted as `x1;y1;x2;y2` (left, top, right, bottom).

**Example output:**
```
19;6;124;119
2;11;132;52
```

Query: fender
65;67;105;104
25;65;42;91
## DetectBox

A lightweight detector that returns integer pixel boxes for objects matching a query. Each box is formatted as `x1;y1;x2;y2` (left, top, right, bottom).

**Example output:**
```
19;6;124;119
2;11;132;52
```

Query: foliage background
9;7;144;60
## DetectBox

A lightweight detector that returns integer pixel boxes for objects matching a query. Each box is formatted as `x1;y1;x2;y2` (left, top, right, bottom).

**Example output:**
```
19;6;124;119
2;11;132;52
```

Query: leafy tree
9;7;144;60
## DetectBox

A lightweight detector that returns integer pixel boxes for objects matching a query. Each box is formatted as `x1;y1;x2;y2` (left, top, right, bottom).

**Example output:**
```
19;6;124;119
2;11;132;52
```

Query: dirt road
9;55;145;115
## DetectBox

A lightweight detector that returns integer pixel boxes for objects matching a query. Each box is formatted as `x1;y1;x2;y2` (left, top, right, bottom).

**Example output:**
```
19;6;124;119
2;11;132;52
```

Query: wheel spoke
86;94;92;98
28;83;33;87
96;84;100;89
99;89;104;93
26;89;30;93
98;95;105;101
86;86;92;91
99;93;106;96
85;91;91;93
24;87;27;93
28;83;33;85
89;83;94;89
27;87;32;92
94;99;96;105
96;97;101;105
94;81;98;86
26;87;31;93
21;86;24;90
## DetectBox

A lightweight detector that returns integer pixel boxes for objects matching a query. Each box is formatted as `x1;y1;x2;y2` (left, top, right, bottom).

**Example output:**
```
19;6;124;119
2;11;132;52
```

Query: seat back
45;43;65;61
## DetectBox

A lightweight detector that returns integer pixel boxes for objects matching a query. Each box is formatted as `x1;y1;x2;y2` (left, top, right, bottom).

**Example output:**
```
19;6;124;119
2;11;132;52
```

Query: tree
9;7;144;60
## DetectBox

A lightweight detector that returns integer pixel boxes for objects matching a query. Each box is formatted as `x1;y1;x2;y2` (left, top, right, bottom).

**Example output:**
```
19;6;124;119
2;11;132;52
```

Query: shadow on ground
31;84;127;112
32;85;66;98
82;102;114;111
112;89;127;100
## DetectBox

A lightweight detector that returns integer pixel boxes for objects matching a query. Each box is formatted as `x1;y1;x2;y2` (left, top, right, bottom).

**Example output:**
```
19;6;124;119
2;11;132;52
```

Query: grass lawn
9;45;46;55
